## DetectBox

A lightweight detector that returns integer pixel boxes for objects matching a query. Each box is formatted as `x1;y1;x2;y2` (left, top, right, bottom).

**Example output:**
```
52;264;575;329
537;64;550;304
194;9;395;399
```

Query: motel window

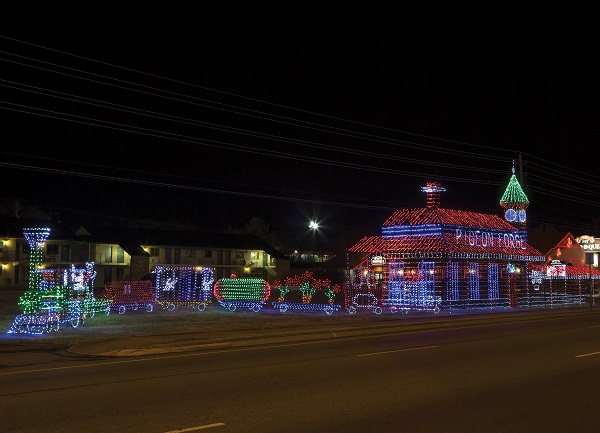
116;247;125;264
104;246;113;263
60;245;70;262
46;244;58;254
205;250;212;259
104;268;112;285
149;247;160;257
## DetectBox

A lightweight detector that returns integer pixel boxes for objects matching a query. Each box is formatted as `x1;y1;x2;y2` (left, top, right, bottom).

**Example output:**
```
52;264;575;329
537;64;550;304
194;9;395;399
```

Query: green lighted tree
324;284;341;305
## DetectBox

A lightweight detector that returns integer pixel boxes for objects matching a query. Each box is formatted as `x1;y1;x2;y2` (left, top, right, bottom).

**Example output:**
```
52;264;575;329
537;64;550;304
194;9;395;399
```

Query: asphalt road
1;309;599;432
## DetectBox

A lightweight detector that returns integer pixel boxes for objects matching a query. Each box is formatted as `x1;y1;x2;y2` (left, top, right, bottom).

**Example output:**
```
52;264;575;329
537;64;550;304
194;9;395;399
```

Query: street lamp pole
309;221;318;269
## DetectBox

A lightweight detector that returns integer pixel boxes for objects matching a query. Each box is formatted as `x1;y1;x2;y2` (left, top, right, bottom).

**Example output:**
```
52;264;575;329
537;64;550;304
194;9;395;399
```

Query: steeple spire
500;161;529;225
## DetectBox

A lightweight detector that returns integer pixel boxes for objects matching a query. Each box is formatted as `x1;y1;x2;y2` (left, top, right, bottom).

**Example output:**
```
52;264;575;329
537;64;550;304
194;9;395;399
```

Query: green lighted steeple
500;161;529;209
500;161;529;225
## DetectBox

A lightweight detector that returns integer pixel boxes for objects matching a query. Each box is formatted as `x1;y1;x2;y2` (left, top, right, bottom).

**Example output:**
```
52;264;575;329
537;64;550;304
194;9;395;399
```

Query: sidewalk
66;306;597;357
1;305;597;365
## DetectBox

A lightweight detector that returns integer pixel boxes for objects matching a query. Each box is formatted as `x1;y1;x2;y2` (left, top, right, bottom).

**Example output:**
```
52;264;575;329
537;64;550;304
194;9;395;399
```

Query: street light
309;221;319;268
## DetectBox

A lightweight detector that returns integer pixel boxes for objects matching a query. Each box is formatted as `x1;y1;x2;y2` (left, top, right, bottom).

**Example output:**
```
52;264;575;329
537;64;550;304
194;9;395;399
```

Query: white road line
357;345;438;357
164;422;225;432
0;338;440;376
575;351;600;358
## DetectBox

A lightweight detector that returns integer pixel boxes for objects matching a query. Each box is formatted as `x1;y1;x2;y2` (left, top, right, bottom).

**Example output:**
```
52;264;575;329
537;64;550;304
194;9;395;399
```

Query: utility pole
312;227;316;269
311;196;316;269
519;152;524;186
309;221;318;269
587;253;594;309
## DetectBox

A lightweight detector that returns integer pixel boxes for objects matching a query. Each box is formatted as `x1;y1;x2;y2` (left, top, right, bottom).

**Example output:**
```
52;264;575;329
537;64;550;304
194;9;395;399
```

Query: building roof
0;217;288;260
349;233;544;260
537;263;600;279
79;226;288;259
564;265;600;278
526;231;579;256
382;207;518;229
350;205;545;261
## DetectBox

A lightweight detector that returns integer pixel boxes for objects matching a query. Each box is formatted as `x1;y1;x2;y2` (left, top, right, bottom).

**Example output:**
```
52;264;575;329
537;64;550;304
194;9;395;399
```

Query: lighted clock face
517;209;526;223
505;208;516;222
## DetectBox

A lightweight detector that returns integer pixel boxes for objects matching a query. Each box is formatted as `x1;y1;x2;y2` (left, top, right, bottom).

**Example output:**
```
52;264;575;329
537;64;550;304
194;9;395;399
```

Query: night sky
1;4;599;252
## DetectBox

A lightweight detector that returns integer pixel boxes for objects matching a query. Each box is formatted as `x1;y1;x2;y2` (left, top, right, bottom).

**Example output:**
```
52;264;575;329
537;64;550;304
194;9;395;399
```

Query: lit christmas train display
213;274;270;312
154;265;214;311
6;165;600;338
101;266;215;313
100;279;157;314
8;228;111;335
271;271;342;315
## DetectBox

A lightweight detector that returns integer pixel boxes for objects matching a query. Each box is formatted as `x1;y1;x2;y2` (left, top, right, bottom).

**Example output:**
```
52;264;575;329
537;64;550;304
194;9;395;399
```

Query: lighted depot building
343;170;600;314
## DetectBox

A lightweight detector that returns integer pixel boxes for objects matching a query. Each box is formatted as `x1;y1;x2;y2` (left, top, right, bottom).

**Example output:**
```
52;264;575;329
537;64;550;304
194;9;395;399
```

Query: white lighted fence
344;261;597;315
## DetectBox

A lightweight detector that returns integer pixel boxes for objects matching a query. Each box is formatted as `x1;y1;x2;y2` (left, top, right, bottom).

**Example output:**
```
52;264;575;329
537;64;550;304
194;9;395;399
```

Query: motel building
343;168;600;314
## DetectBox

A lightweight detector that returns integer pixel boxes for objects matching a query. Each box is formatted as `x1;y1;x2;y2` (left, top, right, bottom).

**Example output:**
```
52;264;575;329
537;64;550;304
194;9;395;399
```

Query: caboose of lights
344;171;549;314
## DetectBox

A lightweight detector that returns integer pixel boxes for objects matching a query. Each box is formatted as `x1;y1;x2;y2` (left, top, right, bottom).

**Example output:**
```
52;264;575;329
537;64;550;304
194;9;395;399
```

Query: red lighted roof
383;207;515;229
541;265;600;279
349;235;447;254
351;205;547;259
349;233;545;259
444;231;543;257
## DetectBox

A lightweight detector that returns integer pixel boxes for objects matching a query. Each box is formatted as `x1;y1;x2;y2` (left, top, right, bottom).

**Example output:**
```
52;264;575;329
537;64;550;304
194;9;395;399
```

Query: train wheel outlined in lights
517;209;526;223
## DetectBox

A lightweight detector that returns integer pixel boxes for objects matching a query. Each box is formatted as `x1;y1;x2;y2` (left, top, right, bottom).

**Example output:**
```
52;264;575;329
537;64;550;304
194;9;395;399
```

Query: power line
0;34;597;234
0;78;509;175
